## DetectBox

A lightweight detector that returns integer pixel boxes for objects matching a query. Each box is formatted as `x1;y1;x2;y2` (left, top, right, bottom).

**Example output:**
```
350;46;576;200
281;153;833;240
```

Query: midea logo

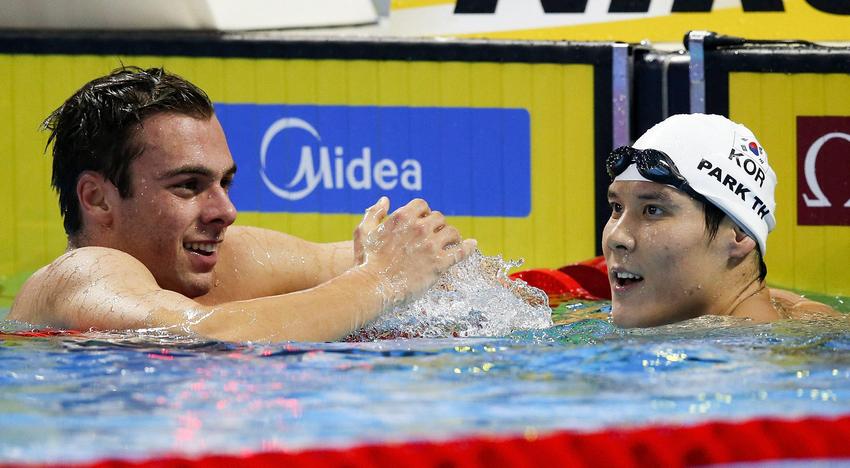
259;117;423;201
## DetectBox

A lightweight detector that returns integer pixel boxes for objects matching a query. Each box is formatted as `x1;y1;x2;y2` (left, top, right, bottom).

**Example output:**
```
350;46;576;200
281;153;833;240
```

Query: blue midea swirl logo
259;117;422;201
216;104;531;216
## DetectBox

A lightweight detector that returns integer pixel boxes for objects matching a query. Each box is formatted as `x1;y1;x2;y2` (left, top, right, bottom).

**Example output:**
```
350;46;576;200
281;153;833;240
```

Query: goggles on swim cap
613;114;776;256
606;146;707;205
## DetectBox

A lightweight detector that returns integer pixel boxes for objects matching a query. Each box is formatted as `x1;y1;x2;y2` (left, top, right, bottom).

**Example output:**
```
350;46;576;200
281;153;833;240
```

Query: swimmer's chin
187;282;216;299
611;309;638;328
184;286;212;299
162;277;215;299
610;304;656;328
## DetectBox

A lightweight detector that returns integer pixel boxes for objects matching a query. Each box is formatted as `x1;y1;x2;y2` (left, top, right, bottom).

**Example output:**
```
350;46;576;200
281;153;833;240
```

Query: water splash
353;250;552;340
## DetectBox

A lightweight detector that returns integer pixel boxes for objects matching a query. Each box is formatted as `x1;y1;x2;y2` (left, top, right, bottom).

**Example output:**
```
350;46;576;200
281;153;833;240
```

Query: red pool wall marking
34;415;850;468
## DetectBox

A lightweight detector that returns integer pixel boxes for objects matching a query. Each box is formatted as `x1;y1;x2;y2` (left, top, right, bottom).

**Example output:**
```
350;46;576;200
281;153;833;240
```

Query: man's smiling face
602;180;730;328
109;112;237;298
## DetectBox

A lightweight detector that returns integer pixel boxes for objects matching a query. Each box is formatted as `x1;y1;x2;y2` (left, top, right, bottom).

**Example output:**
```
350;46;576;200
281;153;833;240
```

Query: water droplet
356;251;552;338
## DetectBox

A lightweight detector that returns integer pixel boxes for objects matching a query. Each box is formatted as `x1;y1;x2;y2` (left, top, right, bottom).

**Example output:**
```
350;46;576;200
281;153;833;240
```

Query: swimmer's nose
202;186;237;227
604;217;635;253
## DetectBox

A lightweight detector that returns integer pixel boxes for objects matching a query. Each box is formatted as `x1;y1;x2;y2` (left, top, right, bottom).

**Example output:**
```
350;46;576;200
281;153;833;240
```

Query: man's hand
10;197;475;343
354;196;390;266
355;198;476;309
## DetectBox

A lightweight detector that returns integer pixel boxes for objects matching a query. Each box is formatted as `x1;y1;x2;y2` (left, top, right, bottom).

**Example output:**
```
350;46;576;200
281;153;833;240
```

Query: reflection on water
1;303;849;464
1;255;848;464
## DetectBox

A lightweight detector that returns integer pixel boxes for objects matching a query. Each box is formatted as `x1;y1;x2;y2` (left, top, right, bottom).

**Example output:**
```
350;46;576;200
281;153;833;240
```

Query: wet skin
604;180;760;327
9;113;475;341
105;113;237;298
603;181;840;327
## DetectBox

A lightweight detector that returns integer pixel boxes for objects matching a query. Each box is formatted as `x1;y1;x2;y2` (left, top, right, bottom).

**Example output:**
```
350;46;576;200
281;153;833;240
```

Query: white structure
0;0;378;31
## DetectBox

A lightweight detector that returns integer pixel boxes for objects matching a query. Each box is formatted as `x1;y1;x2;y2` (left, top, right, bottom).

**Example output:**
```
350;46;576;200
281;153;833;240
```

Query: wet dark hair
43;66;214;237
703;201;768;281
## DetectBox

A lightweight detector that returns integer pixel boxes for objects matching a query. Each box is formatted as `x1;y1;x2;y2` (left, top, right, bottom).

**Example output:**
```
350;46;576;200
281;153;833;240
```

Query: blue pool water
1;303;849;464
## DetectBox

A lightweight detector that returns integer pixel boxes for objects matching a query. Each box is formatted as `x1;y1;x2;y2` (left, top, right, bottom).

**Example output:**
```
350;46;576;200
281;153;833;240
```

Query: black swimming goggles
606;146;707;203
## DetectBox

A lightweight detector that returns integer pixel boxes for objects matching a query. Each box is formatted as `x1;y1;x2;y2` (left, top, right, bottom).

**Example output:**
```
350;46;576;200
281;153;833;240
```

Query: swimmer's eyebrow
608;189;673;201
608;187;676;202
159;164;237;180
636;190;673;202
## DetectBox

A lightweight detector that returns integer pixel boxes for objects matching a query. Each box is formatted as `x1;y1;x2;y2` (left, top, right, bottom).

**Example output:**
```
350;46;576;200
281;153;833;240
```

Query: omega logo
801;132;850;209
797;116;850;226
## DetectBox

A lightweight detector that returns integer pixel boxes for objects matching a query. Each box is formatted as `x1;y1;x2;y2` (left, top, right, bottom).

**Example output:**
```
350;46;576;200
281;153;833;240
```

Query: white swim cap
614;114;777;254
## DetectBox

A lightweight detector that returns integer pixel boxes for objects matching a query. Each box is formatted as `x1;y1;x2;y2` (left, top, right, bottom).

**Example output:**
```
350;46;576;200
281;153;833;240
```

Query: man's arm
11;199;474;342
11;247;385;341
199;198;391;303
198;227;354;303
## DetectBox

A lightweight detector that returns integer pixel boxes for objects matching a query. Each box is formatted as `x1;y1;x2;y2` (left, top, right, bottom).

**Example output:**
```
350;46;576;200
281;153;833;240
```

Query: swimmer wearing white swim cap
603;113;837;327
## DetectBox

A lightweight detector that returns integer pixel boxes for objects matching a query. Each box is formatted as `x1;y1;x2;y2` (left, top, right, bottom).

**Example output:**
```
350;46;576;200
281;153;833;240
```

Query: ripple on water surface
0;255;848;463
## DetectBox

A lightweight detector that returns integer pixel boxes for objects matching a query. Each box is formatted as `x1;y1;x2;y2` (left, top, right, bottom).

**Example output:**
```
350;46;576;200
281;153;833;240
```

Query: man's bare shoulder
769;288;842;319
10;247;164;328
30;246;157;288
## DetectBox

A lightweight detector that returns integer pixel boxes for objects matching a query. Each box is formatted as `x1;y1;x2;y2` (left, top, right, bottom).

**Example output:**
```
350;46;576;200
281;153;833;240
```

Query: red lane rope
1;329;83;338
509;255;612;305
24;415;850;468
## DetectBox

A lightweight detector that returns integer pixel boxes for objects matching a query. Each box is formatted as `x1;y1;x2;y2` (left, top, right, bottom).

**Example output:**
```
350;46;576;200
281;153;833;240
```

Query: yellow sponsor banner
0;54;599;304
392;0;453;8
387;0;850;42
729;72;850;297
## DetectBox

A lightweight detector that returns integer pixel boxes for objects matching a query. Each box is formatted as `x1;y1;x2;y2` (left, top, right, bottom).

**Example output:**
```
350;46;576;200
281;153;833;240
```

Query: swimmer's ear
728;225;757;260
77;171;115;228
